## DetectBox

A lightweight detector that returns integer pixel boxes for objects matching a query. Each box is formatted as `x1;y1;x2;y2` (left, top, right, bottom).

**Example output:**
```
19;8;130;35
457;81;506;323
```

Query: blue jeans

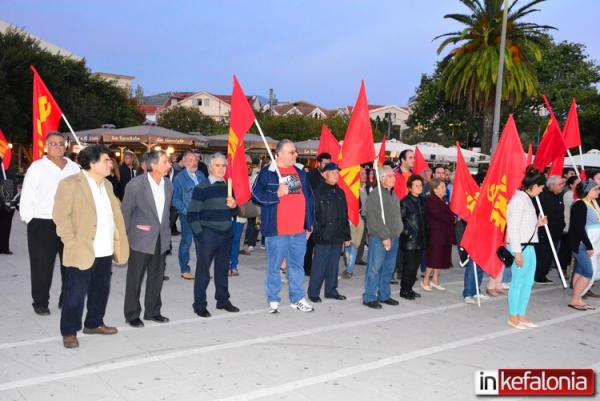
508;246;536;316
344;245;358;273
179;215;200;274
502;265;512;284
60;256;112;336
229;221;245;269
265;233;307;304
574;244;594;279
363;236;399;303
463;261;485;298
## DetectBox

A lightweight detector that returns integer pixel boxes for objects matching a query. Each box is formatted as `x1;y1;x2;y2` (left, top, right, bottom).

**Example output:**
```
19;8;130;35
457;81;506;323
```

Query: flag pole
472;260;481;308
0;162;6;181
578;145;585;173
61;114;82;147
565;149;581;179
253;118;281;181
372;161;386;226
534;196;568;288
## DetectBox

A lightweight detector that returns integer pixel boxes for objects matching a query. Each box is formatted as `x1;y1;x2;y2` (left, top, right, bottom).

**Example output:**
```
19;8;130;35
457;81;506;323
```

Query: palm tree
435;0;554;153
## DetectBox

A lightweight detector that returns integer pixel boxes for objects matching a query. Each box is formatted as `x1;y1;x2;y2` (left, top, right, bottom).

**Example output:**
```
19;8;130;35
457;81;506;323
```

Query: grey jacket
121;173;173;255
365;187;403;240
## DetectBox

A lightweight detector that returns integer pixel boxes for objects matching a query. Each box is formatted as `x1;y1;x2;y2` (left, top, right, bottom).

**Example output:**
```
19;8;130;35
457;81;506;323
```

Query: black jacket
400;194;426;250
312;182;351;244
568;200;593;251
535;189;565;241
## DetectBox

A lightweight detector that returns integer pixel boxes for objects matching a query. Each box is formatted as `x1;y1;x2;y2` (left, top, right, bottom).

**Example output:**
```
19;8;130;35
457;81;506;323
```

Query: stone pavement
0;213;599;401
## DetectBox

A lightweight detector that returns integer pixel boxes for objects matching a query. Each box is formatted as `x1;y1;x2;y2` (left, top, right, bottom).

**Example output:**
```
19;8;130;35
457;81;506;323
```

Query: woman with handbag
506;166;547;330
567;179;600;311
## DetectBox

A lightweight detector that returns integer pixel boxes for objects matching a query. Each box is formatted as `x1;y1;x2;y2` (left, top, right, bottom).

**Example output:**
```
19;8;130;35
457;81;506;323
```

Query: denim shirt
172;169;207;215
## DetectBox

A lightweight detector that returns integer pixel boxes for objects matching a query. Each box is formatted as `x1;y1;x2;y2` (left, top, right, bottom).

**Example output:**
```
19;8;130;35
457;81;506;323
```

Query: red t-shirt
276;166;306;235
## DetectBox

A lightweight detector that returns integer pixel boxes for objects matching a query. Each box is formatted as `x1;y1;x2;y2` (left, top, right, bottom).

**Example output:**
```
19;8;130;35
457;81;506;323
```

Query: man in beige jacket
53;145;129;349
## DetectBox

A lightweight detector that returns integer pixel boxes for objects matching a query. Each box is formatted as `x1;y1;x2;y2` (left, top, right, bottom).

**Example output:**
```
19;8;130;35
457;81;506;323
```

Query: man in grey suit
121;150;173;327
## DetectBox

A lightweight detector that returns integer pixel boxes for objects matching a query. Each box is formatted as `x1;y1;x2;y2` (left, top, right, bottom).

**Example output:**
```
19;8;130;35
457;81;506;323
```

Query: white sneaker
501;282;510;289
290;298;314;312
475;293;490;300
260;244;266;250
268;302;279;314
248;246;255;252
464;296;476;304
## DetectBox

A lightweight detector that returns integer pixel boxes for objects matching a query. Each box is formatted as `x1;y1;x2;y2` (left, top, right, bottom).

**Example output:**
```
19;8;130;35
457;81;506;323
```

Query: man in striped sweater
187;153;239;318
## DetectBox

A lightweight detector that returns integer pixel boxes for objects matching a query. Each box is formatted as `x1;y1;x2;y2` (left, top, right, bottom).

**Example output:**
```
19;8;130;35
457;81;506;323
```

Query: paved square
0;214;598;401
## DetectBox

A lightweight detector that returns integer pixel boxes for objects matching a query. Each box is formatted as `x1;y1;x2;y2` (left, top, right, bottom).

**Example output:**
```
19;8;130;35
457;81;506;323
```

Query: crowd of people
0;131;598;348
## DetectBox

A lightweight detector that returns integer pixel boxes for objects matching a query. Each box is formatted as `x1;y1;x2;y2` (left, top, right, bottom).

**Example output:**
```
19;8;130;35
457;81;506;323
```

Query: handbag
496;226;537;267
238;201;259;219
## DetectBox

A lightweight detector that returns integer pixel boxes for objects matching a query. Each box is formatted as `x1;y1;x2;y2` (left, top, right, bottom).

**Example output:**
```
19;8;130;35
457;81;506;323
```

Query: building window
170;99;177;106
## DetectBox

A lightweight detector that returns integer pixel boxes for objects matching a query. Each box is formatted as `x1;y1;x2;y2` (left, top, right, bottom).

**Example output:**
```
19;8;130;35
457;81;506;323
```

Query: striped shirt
187;179;236;235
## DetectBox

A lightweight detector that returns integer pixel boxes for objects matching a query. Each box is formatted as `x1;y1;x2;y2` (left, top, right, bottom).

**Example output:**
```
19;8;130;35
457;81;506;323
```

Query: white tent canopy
375;139;489;165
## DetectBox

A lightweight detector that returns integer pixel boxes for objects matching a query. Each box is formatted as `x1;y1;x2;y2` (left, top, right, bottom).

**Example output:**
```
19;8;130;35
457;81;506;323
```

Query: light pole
490;0;509;153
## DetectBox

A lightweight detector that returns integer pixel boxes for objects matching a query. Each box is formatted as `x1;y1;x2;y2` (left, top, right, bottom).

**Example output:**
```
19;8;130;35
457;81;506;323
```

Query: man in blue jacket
172;150;207;280
252;140;315;314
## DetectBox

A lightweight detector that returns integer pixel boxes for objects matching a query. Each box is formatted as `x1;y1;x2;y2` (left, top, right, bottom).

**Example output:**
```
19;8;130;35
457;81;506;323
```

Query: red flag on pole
393;170;408;200
460;115;526;278
338;81;376;225
450;142;480;222
533;114;566;171
526;144;533;165
413;146;429;175
31;65;63;161
226;75;255;205
0;129;12;170
317;124;340;161
563;98;581;149
377;135;387;167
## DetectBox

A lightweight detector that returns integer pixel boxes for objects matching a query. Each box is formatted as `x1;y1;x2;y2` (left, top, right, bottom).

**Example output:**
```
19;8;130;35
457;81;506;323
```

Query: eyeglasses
47;142;65;147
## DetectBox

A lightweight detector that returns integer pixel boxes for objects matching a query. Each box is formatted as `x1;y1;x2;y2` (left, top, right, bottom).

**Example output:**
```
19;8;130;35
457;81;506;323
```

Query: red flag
413;146;429;175
317;124;340;161
526;144;533;165
450;143;480;222
549;154;565;176
393;171;408;200
460;115;526;279
31;65;63;161
563;98;581;149
377;135;387;167
533;114;566;171
338;81;376;169
338;81;376;225
226;75;255;205
0;130;12;170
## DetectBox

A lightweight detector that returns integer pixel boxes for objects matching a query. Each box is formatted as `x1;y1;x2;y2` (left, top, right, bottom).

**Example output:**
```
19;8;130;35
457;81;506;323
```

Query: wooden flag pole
534;196;568;288
227;177;233;198
253;118;281;181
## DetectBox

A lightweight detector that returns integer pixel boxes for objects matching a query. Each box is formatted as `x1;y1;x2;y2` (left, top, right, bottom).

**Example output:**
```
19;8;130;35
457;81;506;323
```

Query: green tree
157;105;227;134
435;0;553;153
0;28;144;147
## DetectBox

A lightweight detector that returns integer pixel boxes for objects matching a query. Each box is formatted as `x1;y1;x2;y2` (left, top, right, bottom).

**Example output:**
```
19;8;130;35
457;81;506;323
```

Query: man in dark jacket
534;175;565;283
308;163;350;302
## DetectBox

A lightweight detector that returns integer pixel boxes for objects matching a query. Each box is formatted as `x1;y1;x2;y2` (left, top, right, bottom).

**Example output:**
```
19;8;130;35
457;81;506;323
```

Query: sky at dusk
2;0;599;108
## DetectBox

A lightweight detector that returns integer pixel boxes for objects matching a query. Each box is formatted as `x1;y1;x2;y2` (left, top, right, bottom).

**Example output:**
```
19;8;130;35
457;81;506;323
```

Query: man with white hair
534;175;565;284
187;153;239;318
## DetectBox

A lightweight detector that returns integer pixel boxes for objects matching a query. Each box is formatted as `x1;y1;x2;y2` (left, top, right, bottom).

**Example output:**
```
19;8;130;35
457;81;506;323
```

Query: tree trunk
481;107;494;154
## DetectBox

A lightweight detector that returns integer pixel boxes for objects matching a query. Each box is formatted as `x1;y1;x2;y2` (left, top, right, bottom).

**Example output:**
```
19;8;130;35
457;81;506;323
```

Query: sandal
583;304;596;310
568;304;588;311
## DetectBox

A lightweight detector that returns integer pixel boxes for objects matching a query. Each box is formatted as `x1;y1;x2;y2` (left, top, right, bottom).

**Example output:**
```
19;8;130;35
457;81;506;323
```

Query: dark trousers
534;235;559;281
60;256;112;336
400;249;421;292
303;236;315;275
244;217;258;247
0;208;14;252
558;233;571;273
124;237;166;321
170;207;179;234
356;218;367;262
193;227;232;311
308;243;342;298
27;218;65;308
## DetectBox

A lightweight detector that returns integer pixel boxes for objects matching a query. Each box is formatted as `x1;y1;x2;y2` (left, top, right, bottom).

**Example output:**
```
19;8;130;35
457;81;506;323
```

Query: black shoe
144;315;170;323
325;294;346;300
400;292;415;301
309;296;322;303
381;298;399;306
171;231;180;236
355;260;367;265
0;250;13;255
195;309;211;318
535;277;552;284
363;301;382;309
410;290;421;298
163;275;170;281
128;318;145;328
58;294;63;309
33;306;50;316
166;249;172;255
216;303;239;313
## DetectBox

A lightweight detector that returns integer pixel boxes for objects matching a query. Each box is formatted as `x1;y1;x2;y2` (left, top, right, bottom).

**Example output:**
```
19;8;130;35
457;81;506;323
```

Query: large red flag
393;171;408;200
317;124;340;161
31;65;63;161
377;135;386;167
549;153;565;176
226;75;255;205
563;98;581;149
526;144;533;165
0;130;12;171
460;115;526;278
533;114;566;171
338;81;376;225
450;143;480;222
413;146;429;175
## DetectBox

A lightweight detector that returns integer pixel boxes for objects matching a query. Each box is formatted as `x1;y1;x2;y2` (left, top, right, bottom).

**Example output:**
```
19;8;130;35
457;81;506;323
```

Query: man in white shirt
20;132;80;315
121;150;173;328
53;145;129;349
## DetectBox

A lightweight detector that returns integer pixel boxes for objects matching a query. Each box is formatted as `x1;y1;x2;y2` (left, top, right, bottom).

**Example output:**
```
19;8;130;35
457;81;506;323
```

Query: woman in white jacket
506;166;548;330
